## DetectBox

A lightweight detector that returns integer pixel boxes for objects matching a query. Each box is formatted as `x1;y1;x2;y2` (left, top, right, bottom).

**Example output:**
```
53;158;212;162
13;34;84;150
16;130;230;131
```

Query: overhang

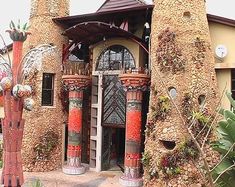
63;21;147;48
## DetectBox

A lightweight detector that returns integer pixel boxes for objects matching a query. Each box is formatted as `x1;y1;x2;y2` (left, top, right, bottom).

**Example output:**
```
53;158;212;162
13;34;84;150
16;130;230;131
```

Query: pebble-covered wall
144;0;219;186
22;0;69;171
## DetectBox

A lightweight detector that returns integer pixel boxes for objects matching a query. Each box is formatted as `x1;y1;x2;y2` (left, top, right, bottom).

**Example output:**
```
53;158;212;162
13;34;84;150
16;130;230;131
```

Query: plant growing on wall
150;95;171;121
33;131;59;161
156;28;186;74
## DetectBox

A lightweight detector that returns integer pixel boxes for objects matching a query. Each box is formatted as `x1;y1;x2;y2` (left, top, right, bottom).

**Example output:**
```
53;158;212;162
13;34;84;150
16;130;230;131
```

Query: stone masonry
22;0;69;171
144;0;219;186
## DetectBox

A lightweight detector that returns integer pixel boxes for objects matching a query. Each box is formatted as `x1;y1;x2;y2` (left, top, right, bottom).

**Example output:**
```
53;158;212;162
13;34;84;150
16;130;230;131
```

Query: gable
97;0;147;13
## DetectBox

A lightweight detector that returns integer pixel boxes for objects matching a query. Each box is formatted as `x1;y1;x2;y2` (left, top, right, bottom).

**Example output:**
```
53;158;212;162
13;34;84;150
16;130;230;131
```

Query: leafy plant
159;153;181;178
151;95;171;121
178;140;199;160
211;92;235;187
30;179;43;187
142;151;151;167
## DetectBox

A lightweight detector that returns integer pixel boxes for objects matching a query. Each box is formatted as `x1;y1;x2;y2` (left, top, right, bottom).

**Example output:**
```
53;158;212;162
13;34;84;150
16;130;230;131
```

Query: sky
0;0;234;47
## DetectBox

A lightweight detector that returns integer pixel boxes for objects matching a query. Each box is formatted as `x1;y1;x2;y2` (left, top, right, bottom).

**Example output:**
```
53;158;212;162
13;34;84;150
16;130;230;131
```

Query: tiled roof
97;0;147;13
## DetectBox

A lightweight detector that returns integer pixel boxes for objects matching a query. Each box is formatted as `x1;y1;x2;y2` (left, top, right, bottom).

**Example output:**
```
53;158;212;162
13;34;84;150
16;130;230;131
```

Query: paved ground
22;169;123;187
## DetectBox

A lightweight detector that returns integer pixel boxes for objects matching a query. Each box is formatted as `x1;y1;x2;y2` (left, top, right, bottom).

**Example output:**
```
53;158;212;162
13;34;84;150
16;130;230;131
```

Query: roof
63;21;145;46
97;0;147;13
53;4;153;27
207;14;235;27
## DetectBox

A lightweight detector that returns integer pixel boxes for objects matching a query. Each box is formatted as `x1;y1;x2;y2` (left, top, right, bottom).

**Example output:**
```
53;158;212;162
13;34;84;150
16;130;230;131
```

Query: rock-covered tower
145;0;218;186
22;0;69;171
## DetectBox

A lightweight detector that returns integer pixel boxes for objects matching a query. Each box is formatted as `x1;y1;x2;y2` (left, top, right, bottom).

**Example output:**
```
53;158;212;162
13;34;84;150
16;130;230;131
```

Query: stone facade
22;0;69;171
144;0;219;186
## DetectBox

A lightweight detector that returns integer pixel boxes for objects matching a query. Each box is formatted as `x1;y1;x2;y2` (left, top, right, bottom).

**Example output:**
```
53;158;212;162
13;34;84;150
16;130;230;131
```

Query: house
0;0;235;186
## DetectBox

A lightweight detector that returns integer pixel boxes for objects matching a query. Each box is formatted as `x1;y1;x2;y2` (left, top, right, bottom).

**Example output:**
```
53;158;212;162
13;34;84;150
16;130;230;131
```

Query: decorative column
119;73;150;187
62;75;90;175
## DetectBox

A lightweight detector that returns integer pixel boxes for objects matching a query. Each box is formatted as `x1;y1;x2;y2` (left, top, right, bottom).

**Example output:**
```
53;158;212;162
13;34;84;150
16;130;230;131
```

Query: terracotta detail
119;73;150;185
62;75;90;172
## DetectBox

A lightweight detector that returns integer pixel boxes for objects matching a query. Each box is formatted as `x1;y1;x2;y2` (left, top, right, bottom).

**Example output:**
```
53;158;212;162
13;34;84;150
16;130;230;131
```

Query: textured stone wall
144;0;219;186
22;0;69;171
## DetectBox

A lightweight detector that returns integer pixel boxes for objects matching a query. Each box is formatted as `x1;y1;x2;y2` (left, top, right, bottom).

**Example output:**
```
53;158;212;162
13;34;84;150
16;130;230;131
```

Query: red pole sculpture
0;21;55;187
62;75;90;175
119;72;150;187
0;22;30;187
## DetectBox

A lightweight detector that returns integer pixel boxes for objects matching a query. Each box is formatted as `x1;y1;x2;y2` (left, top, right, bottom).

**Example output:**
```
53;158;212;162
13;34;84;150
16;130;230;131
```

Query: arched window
96;45;135;71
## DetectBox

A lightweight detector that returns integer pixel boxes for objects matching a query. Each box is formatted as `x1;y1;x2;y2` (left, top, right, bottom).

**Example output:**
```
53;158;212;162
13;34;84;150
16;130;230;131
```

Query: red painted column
1;30;29;186
119;73;150;187
62;75;90;175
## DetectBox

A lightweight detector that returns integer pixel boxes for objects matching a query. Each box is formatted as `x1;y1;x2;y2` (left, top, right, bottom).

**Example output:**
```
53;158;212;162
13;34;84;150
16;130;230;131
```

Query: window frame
41;73;55;106
96;45;135;71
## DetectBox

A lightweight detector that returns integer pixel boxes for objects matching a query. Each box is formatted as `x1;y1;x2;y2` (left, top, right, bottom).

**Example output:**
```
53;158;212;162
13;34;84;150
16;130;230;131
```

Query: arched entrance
90;45;136;171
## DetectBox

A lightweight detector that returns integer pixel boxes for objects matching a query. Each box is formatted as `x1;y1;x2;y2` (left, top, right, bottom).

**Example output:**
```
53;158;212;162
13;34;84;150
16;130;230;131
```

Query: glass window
42;73;54;106
96;45;135;71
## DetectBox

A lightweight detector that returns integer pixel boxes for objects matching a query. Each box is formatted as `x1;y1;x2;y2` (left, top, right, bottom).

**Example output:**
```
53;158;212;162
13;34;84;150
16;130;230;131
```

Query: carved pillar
119;73;150;187
62;75;90;175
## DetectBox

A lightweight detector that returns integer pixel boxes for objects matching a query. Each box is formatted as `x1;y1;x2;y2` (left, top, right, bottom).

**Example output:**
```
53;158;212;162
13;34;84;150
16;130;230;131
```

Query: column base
62;165;86;175
119;176;143;187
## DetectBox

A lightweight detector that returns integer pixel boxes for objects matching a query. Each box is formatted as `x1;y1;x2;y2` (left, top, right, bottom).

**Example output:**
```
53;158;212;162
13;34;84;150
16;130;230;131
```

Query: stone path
22;169;123;187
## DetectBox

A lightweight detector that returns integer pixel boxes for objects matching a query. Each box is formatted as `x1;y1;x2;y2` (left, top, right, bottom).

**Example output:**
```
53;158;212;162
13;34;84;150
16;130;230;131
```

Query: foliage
151;95;171;121
158;139;199;179
182;93;193;118
142;151;151;167
33;131;59;161
159;153;181;178
29;179;44;187
178;139;199;160
156;28;186;73
211;94;235;187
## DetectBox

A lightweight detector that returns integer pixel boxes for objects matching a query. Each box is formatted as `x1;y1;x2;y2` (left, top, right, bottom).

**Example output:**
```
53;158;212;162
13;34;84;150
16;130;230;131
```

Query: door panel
101;127;112;170
102;75;126;128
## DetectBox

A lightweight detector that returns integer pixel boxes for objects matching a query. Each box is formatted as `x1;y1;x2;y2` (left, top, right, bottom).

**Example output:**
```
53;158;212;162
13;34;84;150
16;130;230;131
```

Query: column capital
119;73;150;92
62;75;91;91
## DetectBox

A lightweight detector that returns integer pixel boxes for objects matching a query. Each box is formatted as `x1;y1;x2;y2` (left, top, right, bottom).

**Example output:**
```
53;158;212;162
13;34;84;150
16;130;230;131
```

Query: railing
62;60;90;76
121;67;150;75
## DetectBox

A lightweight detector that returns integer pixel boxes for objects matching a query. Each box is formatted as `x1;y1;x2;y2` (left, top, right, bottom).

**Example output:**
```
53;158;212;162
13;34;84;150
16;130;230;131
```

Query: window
96;45;135;71
42;73;54;106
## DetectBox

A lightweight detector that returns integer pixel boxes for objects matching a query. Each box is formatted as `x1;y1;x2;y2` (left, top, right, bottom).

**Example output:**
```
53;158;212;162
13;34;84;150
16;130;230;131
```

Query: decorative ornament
12;84;25;98
24;85;32;97
23;98;34;111
1;77;12;91
0;70;7;81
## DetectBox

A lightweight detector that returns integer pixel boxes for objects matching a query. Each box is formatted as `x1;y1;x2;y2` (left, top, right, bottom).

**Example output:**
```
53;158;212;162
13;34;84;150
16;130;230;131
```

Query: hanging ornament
24;85;32;97
1;77;12;91
23;98;34;111
12;84;25;98
0;85;3;96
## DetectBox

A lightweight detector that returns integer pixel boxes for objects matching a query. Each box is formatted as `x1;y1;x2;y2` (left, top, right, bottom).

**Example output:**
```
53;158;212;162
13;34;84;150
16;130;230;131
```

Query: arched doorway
90;45;136;171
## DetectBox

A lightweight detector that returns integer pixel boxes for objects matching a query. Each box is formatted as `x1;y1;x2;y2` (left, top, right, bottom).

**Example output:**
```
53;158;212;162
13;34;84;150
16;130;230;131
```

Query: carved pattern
69;98;83;109
62;75;91;91
119;73;150;91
